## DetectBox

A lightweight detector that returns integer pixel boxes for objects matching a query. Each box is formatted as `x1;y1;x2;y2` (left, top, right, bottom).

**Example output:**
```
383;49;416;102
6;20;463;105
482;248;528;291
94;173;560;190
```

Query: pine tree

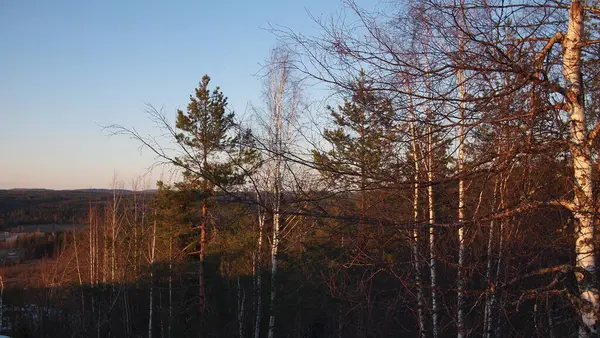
173;75;254;315
314;71;396;196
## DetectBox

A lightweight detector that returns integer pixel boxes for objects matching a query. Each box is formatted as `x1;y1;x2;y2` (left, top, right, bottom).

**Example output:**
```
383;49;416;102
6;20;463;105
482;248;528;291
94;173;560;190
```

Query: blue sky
0;0;377;189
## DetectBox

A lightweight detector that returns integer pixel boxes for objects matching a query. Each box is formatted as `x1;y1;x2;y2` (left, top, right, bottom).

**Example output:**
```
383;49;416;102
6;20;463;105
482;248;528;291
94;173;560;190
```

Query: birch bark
562;1;599;335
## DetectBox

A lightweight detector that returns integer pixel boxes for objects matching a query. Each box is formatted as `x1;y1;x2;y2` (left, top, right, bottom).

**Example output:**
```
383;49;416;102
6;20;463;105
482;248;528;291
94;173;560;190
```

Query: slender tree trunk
267;50;288;338
456;64;467;338
484;179;499;338
73;228;85;316
124;287;132;336
200;201;207;315
95;207;99;286
238;277;246;338
149;210;157;338
562;1;598;336
111;189;117;284
159;291;164;338
408;87;426;338
89;202;94;287
492;212;507;337
103;204;108;285
268;178;280;338
421;34;439;336
133;189;139;279
427;106;438;338
254;194;265;338
169;221;173;338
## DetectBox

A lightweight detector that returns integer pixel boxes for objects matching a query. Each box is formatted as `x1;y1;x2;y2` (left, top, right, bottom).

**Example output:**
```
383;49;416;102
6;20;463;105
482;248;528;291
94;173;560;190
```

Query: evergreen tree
314;72;396;193
173;75;256;315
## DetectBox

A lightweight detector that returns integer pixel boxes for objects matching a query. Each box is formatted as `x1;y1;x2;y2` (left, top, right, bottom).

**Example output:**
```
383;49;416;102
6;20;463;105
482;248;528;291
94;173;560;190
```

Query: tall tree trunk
254;194;265;338
492;174;510;338
456;63;467;338
484;179;499;338
562;1;598;336
103;204;108;285
268;172;281;338
267;49;288;338
200;201;207;315
427;102;438;338
111;188;117;284
408;85;426;338
133;185;139;280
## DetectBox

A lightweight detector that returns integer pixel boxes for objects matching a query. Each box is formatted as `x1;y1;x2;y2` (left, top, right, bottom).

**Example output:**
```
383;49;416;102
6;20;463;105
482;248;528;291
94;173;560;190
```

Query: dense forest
3;0;600;337
0;189;123;227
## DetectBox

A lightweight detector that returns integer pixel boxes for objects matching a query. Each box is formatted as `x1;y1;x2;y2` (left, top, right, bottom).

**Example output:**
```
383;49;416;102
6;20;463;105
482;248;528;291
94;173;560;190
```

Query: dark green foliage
174;75;258;191
314;72;397;187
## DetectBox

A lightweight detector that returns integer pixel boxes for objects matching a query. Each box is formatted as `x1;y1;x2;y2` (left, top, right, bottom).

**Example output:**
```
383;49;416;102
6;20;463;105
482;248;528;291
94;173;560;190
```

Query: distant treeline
0;189;155;228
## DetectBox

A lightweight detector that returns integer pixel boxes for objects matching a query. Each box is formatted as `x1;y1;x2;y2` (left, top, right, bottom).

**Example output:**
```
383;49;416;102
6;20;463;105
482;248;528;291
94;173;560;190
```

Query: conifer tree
173;75;248;315
314;71;396;197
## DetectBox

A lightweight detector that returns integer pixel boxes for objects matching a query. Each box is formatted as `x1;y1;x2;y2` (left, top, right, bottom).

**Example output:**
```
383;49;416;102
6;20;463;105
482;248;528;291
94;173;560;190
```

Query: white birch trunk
421;34;439;336
264;47;297;338
408;86;426;338
268;155;281;338
427;107;438;338
561;1;599;336
456;67;467;338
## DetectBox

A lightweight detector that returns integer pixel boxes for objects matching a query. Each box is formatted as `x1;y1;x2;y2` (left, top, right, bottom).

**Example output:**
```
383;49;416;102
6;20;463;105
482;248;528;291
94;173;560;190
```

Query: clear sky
0;0;373;189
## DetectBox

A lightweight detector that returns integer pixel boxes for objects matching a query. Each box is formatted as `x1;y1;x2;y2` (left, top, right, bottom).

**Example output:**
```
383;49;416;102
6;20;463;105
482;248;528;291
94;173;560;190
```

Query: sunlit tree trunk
562;1;598;336
422;71;439;338
265;46;299;338
268;146;281;338
427;117;438;338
